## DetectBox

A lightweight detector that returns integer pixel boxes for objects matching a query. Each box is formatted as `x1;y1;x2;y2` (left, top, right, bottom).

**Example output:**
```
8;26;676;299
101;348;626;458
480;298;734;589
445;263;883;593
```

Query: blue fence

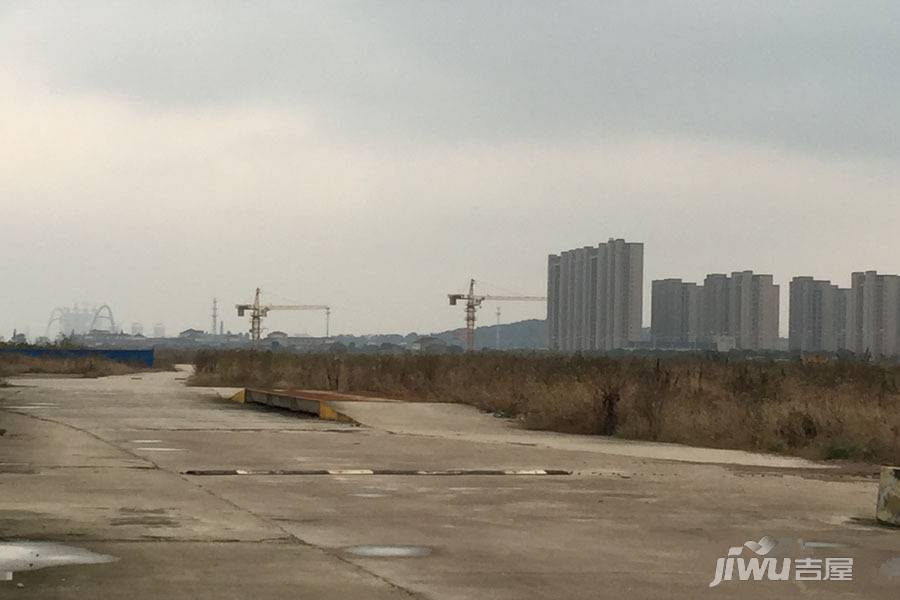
0;348;155;368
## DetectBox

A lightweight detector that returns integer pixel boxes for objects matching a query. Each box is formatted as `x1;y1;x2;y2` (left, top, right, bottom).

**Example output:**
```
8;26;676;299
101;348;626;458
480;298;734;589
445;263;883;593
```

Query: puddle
0;541;116;581
345;545;431;558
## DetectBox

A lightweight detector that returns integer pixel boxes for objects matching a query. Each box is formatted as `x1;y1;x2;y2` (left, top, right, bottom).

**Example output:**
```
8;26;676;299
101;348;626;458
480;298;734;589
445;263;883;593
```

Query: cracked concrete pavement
0;368;897;598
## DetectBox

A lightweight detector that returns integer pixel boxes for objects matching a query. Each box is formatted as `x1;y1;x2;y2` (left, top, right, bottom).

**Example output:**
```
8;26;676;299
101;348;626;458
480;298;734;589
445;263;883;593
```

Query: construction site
17;279;548;355
4;2;900;598
3;281;900;599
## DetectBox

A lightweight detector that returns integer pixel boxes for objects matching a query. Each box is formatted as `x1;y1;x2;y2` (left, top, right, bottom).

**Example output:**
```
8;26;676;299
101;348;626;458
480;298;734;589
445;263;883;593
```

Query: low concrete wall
876;466;900;526
242;388;355;423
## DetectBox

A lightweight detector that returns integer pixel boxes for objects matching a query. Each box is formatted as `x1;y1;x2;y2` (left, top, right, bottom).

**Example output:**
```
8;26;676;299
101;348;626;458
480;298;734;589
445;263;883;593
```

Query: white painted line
328;469;375;475
352;493;387;498
799;540;849;549
503;470;548;475
135;447;183;452
236;469;251;475
130;440;163;444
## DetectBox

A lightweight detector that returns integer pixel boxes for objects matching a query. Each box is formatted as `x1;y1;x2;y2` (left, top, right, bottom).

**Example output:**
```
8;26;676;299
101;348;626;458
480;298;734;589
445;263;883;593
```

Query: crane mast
448;279;545;352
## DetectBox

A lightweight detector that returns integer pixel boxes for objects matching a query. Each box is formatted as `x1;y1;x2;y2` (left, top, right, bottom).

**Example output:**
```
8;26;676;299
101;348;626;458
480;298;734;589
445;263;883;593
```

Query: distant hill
432;319;546;351
331;319;547;352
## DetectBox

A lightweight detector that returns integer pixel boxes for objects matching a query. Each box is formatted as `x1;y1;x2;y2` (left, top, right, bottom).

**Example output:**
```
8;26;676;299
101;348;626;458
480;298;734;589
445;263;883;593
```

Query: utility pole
496;306;501;349
211;298;218;336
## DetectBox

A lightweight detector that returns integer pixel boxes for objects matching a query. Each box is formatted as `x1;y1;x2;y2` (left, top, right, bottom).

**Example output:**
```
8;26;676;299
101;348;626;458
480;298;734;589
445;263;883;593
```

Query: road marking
183;468;572;476
130;439;163;444
328;469;375;475
345;545;431;558
136;447;183;452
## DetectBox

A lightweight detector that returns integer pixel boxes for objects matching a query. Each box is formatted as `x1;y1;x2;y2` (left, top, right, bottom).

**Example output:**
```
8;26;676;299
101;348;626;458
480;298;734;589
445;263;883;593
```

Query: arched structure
89;305;117;333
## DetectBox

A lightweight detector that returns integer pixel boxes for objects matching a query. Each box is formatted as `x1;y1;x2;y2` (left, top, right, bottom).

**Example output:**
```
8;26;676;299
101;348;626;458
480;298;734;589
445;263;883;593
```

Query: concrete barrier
239;388;356;423
876;466;900;526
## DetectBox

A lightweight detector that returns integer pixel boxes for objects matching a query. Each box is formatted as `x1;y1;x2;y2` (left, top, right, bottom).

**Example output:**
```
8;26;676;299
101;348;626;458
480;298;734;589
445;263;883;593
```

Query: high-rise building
651;279;702;348
834;287;852;351
547;254;561;351
729;271;780;350
701;274;730;343
788;277;851;352
547;239;643;351
699;271;779;350
597;239;644;351
847;271;900;357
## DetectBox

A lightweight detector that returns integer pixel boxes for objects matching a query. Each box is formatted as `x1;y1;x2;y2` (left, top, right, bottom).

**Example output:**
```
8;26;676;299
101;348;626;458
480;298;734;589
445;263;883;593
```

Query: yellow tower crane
236;288;330;343
448;279;545;352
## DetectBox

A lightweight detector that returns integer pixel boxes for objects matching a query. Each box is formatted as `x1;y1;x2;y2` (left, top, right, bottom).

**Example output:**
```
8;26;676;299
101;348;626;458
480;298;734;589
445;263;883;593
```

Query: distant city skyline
11;247;900;345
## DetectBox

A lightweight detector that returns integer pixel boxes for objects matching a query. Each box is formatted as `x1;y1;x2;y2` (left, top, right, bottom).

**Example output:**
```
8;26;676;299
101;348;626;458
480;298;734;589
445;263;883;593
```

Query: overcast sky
2;1;899;339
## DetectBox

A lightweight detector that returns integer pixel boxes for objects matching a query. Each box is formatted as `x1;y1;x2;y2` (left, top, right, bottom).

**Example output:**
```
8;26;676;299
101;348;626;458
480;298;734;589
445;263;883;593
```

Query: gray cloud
5;1;900;154
1;1;899;338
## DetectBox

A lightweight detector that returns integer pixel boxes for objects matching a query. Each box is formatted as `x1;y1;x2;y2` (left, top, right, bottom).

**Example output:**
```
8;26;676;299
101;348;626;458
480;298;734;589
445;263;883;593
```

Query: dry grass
191;350;900;464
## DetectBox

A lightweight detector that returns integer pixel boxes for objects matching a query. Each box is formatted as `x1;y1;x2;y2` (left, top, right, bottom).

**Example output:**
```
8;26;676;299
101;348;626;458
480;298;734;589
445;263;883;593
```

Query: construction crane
448;279;545;352
236;288;330;343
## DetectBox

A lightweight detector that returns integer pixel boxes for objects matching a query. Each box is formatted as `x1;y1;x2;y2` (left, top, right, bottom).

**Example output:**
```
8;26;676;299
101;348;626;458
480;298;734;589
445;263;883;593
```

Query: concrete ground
0;369;897;599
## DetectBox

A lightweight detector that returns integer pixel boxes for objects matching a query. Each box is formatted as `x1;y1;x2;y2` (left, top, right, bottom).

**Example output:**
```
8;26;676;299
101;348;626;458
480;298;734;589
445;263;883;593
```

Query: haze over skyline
3;1;899;338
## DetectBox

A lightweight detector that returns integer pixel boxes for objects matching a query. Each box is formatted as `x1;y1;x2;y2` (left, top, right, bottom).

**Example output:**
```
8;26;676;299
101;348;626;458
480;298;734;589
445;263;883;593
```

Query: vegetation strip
190;351;900;463
183;468;572;476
